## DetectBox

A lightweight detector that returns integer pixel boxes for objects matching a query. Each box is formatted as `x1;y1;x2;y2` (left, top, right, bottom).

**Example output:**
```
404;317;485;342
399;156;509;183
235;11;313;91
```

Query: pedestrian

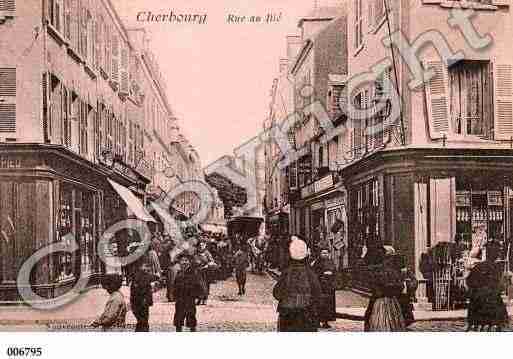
311;248;337;329
161;237;177;302
466;240;509;331
364;246;406;332
174;253;204;332
147;243;162;279
195;241;216;305
130;257;158;332
397;256;418;328
233;245;250;295
91;274;127;331
273;236;322;332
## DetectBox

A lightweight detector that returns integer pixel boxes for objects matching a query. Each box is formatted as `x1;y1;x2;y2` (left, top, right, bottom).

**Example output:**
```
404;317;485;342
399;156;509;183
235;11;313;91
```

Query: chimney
279;58;289;74
286;35;302;67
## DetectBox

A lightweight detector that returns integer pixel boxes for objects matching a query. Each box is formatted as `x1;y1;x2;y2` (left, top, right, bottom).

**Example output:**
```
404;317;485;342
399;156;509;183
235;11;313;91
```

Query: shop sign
326;195;345;208
311;201;325;211
301;183;315;199
0;156;21;169
113;161;138;182
314;174;334;193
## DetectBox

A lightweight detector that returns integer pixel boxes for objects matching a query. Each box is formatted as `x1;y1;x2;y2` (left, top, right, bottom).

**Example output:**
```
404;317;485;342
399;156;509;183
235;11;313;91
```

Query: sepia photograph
0;0;513;356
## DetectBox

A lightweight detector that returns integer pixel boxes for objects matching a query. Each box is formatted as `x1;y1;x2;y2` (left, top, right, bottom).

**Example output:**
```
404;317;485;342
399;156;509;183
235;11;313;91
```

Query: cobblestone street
2;272;511;332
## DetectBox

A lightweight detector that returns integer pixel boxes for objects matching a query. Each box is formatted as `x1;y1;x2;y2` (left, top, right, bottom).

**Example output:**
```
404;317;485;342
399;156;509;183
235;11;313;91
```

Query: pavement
1;273;513;331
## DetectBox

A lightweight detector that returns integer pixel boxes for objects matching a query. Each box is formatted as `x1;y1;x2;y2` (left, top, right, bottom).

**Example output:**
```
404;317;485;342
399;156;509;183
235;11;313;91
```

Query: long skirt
365;297;406;332
467;292;509;327
319;291;337;322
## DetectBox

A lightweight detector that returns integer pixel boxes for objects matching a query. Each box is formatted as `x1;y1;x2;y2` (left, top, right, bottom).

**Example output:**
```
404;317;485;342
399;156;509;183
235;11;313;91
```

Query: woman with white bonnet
273;236;322;332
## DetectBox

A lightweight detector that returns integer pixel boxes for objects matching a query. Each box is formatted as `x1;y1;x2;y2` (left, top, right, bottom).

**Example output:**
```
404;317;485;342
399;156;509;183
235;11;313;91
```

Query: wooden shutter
493;63;513;140
0;68;16;133
423;60;451;138
70;0;78;50
119;43;129;95
42;72;50;142
64;0;70;39
111;33;119;85
0;0;15;12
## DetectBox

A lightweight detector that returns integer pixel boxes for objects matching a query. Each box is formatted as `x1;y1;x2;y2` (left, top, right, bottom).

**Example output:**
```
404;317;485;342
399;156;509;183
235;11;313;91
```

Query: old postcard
1;1;513;353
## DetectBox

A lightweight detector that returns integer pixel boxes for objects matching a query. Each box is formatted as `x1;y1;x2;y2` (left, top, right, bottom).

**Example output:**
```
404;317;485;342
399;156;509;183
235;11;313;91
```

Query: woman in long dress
311;248;337;328
466;241;509;331
364;247;406;332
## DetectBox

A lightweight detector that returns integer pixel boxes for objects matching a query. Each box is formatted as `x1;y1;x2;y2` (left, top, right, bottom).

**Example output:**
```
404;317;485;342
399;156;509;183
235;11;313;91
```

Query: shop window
351;178;381;263
449;60;492;137
56;184;73;282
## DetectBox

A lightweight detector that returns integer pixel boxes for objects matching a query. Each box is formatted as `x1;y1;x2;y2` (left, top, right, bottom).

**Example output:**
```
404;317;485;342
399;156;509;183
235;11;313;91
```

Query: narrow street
1;273;511;332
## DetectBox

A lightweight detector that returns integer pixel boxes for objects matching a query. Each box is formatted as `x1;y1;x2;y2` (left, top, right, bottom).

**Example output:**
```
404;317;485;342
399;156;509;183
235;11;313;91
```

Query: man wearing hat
273;236;322;332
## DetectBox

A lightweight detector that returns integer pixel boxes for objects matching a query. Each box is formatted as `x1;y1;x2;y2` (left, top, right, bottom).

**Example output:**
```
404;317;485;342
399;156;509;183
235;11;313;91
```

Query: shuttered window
424;60;452;138
449;60;492;138
0;0;15;12
494;63;513;140
79;100;88;156
354;0;363;49
111;34;119;85
0;68;15;133
120;44;129;95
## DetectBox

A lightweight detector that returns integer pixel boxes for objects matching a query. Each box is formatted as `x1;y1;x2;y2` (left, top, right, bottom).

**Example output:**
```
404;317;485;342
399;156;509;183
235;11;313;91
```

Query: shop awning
108;179;157;223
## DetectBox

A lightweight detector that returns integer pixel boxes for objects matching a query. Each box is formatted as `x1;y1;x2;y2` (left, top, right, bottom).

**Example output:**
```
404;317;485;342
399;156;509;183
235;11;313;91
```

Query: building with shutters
271;6;348;269
0;0;199;302
338;0;513;304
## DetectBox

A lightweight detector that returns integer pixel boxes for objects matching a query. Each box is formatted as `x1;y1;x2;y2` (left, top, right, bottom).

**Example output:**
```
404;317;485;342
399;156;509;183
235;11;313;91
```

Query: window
79;100;88;156
0;0;15;13
0;68;15;133
424;60;503;140
61;86;71;147
351;178;380;264
354;0;363;49
449;60;491;137
0;181;37;284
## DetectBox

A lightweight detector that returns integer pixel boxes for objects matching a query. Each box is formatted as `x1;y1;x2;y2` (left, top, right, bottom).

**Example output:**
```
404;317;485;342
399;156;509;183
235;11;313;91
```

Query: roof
298;6;343;27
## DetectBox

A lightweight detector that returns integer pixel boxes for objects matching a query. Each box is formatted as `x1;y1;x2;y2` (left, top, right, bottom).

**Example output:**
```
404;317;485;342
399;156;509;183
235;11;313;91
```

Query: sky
111;0;332;167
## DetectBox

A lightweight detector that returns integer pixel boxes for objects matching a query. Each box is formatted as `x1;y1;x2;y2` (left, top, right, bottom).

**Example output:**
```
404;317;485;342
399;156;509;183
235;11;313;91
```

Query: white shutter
423;60;451;138
493;63;513;140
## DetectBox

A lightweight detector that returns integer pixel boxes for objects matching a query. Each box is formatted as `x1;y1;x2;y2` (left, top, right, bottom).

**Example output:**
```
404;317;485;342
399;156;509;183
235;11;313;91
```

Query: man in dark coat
233;245;250;295
130;257;158;332
311;248;337;328
273;237;322;332
174;253;204;332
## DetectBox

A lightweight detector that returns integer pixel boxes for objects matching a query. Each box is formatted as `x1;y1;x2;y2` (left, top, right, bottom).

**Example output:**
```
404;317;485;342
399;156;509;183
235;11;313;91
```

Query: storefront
341;147;513;306
266;210;289;237
293;173;347;269
0;144;152;302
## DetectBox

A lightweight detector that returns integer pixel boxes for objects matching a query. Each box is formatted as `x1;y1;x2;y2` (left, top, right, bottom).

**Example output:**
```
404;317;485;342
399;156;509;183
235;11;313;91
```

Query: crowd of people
89;228;510;332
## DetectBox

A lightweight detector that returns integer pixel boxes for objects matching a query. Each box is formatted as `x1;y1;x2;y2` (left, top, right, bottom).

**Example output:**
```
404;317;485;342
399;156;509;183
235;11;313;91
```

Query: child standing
91;274;127;331
174;253;204;332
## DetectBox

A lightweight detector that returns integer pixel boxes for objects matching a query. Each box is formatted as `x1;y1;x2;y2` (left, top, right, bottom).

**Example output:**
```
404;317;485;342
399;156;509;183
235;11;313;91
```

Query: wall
0;0;44;142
